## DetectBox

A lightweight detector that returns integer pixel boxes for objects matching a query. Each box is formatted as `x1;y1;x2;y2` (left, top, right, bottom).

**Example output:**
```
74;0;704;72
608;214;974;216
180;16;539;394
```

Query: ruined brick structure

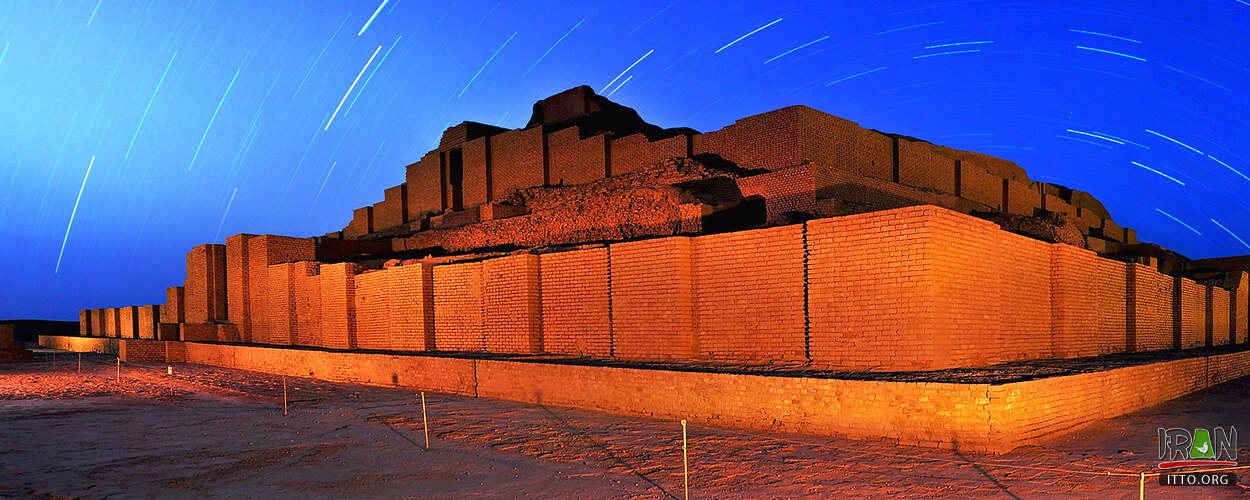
0;324;33;362
66;86;1250;450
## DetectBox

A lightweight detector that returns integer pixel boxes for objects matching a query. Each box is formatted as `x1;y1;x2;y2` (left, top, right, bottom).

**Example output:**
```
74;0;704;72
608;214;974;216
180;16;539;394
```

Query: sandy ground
1;352;1247;499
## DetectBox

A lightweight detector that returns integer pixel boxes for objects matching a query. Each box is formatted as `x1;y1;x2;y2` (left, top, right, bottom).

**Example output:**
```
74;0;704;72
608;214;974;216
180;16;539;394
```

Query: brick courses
548;127;607;186
539;248;612;357
225;234;253;341
460;137;490;207
74;211;1249;373
1128;265;1174;351
735;165;818;224
373;184;408;230
1175;278;1207;349
136;305;160;340
118;306;137;339
354;264;435;351
35;335;1245;454
692;226;806;363
609;133;688;176
162;287;185;324
695;106;802;171
482;255;543;354
1050;246;1127;357
959;161;1003;210
489;128;546;199
610;237;695;361
405;153;443;216
808;208;944;370
1212;286;1230;346
433;261;485;352
184;244;227;324
1235;272;1249;344
897;139;956;193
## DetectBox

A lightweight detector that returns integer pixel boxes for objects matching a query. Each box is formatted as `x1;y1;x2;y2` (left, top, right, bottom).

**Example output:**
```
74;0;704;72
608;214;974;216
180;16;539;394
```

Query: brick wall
96;309;108;337
609;133;688;176
184;244;227;323
801;108;894;181
482;254;542;354
1004;180;1040;217
548;127;606;186
898;140;956;193
293;262;323;348
1050;246;1128;357
225;234;253;341
1236;272;1249;344
318;263;361;349
118;306;138;339
39;335;115;354
162;286;185;324
539;248;611;357
460;137;489;207
1212;286;1230;346
79;310;89;336
960;161;1002;210
1092;256;1129;354
354;263;435;351
490;128;546;198
254;263;299;345
808;208;942;370
100;309;113;337
119;338;186;363
179;341;478;394
134;336;1250;453
695;107;802;170
344;206;373;238
692;226;806;363
735;165;817;224
1128;265;1174;351
610;237;694;361
405;153;442;216
373;184;408;230
433;261;485;352
89;309;103;336
988;350;1250;450
145;206;1202;371
136;305;159;340
246;236;315;346
928;209;1053;366
1176;278;1206;349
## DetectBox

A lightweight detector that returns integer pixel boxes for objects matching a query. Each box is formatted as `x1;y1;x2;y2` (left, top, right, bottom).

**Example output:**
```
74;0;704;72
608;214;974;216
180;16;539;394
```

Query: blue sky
2;0;1248;319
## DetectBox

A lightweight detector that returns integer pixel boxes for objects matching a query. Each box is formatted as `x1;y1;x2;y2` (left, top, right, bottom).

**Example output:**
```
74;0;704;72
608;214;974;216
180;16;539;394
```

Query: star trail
0;0;1247;319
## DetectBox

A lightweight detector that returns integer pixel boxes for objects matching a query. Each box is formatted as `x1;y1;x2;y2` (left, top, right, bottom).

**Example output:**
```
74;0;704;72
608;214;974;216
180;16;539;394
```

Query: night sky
2;0;1248;320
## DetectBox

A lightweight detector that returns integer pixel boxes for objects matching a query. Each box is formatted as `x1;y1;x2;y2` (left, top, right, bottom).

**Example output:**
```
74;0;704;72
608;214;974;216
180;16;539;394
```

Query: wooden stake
115;358;120;381
1139;472;1145;500
77;353;81;373
681;419;689;500
283;376;289;416
422;392;429;450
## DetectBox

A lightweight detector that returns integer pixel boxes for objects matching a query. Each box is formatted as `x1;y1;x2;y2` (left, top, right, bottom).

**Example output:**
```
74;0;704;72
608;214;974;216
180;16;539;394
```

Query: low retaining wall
38;336;117;355
37;336;1250;452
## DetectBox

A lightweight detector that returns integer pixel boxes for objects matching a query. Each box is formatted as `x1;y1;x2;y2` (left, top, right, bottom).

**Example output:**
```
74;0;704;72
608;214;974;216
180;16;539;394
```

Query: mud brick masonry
58;86;1250;451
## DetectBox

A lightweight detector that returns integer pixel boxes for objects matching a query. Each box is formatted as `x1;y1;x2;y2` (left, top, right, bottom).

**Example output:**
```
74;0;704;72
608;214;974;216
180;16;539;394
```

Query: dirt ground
1;351;1246;498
